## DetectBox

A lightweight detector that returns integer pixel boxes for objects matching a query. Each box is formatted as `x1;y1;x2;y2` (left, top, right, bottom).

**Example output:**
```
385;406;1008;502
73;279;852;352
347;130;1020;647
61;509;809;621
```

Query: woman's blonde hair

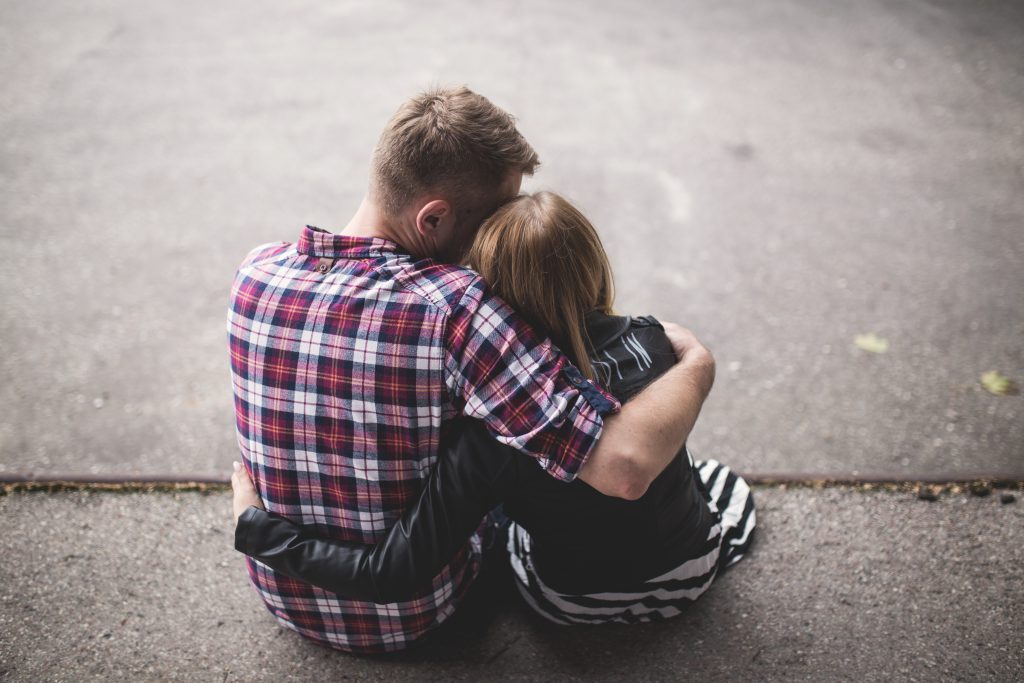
466;192;615;380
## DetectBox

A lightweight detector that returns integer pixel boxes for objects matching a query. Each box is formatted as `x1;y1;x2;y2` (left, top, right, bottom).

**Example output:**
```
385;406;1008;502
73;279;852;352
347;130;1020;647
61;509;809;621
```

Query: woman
231;192;755;625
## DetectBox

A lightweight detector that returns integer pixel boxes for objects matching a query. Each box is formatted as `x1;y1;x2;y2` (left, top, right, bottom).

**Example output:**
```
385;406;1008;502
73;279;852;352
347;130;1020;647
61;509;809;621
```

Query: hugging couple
227;86;755;654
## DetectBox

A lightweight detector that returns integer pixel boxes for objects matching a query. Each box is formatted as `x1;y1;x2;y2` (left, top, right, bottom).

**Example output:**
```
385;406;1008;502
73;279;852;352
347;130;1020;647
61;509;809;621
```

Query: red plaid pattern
227;226;618;653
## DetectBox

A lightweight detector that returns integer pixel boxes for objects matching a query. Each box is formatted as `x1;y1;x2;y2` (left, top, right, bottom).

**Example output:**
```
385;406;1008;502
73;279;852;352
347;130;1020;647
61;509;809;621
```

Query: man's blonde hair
466;192;615;381
371;86;540;217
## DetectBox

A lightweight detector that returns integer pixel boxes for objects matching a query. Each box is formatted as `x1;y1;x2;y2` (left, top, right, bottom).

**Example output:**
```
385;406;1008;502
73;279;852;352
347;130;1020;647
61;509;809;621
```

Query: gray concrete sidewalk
1;487;1020;682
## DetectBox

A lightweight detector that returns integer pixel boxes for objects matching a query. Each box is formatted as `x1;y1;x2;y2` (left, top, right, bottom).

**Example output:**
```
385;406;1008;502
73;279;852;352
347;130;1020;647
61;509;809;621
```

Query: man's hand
577;321;715;500
661;321;707;361
232;461;265;523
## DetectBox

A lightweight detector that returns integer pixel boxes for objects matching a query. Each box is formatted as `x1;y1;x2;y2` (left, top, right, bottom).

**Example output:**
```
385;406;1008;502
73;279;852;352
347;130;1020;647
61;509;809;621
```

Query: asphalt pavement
1;2;1022;680
1;486;1021;681
1;0;1022;479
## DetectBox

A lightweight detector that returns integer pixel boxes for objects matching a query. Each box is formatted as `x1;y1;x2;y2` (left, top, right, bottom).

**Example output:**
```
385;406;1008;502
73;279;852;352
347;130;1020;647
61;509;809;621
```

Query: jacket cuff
234;505;262;555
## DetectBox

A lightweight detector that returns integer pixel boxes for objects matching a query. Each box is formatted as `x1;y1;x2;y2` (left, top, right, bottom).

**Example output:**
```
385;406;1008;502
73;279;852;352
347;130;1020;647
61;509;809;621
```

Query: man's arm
577;322;715;500
444;282;622;484
445;279;711;500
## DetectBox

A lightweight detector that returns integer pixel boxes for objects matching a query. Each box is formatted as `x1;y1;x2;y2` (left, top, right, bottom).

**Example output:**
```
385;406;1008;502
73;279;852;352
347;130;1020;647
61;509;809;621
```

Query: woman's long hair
466;191;615;380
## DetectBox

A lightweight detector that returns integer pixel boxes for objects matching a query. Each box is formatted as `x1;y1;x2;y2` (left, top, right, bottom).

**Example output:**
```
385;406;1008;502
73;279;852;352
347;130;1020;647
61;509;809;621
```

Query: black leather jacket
235;312;714;602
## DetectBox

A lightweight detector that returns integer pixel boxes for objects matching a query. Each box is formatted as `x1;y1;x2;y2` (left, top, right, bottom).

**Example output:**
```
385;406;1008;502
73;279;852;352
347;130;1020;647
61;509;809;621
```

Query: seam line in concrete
2;474;1021;495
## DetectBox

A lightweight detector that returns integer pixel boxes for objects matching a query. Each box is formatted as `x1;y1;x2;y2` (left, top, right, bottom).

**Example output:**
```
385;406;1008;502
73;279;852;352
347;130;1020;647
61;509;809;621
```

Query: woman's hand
232;461;265;523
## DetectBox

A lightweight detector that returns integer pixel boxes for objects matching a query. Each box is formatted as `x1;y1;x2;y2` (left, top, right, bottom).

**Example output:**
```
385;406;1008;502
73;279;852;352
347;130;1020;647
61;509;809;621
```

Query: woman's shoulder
584;311;666;351
586;311;668;346
585;311;676;399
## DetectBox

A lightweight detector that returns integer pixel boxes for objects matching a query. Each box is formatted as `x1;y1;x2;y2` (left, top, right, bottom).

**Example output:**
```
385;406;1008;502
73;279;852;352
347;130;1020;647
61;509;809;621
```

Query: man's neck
341;197;394;240
342;196;430;258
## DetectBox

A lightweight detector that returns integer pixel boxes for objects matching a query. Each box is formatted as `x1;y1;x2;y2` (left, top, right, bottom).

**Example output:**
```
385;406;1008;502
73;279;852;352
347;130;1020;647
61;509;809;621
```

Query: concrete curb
2;473;1022;495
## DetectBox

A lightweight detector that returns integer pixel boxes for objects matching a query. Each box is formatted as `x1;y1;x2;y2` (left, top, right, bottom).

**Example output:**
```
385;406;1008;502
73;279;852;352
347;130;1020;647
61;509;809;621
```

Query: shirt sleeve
443;279;621;482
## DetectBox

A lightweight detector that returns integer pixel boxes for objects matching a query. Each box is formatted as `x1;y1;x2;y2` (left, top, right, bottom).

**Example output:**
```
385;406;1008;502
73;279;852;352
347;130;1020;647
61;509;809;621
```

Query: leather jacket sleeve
234;418;528;603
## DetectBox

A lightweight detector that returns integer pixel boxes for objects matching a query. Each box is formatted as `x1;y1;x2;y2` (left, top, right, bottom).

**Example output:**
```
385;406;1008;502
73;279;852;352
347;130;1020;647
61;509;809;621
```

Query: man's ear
415;200;452;238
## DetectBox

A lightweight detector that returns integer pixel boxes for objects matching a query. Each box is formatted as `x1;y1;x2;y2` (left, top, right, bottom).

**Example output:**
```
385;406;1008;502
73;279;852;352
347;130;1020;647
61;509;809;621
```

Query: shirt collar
584;310;633;353
297;225;402;259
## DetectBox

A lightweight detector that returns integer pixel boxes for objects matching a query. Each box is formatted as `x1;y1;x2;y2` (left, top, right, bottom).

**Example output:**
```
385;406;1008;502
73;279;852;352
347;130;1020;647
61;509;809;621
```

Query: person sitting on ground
232;191;755;625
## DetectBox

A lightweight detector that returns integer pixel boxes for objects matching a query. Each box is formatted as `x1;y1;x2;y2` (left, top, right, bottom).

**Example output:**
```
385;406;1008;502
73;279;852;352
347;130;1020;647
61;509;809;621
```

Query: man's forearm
577;345;715;499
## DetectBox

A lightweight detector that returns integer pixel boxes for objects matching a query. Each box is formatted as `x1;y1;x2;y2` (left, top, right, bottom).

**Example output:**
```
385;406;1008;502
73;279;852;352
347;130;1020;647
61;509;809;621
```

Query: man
227;86;715;653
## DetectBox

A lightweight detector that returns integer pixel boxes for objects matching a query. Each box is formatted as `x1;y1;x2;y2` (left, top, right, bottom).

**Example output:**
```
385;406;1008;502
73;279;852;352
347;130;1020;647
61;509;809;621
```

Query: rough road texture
0;488;1020;681
1;0;1022;479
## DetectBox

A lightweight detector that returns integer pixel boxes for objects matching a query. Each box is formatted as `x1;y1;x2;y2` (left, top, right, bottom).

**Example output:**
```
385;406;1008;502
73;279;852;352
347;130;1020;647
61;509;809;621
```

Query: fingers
230;461;260;497
231;461;255;497
660;321;702;360
230;460;266;519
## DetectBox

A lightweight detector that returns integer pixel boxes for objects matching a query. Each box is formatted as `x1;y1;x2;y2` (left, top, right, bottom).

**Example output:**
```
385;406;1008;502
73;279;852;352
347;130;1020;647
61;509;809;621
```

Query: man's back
228;225;613;652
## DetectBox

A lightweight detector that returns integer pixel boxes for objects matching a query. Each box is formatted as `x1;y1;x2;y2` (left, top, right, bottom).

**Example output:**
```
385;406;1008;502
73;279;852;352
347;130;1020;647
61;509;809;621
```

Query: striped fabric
227;225;619;653
507;456;756;625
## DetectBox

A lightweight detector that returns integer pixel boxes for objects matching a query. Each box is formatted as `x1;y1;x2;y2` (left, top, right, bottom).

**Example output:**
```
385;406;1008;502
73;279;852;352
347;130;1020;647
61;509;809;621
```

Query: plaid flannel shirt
227;226;619;653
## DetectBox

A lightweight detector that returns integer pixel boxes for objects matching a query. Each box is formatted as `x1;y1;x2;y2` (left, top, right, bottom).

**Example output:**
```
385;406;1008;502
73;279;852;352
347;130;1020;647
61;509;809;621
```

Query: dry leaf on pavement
854;333;889;354
980;370;1018;396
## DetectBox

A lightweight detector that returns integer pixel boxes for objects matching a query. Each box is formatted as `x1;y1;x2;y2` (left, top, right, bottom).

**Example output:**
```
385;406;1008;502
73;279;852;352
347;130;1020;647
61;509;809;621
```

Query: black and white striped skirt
506;458;756;625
